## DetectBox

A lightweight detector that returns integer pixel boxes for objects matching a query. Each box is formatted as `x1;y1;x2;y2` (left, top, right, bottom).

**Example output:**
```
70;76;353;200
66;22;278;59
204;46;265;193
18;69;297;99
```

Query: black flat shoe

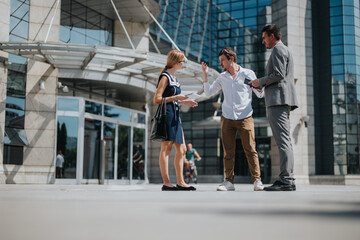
263;180;296;191
162;185;178;191
176;184;196;191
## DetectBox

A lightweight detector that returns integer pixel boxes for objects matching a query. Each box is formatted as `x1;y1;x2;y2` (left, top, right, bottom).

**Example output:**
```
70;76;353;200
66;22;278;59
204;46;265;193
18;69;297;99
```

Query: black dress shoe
176;184;196;191
263;180;296;191
162;185;178;191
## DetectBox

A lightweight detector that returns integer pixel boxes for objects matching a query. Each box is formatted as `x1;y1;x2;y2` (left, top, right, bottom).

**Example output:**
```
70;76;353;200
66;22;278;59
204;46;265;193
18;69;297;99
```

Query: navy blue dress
158;71;183;144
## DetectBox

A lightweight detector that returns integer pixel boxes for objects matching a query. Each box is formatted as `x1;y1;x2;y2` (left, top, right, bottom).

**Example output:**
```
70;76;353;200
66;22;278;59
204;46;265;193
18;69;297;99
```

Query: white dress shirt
204;65;263;120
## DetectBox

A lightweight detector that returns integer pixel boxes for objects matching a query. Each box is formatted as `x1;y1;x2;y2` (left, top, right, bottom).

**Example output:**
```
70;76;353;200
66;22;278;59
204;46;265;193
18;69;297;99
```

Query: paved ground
0;184;360;240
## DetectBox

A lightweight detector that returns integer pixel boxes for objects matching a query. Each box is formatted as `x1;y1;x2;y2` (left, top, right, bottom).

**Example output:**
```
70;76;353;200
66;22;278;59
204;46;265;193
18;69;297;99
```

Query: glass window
5;94;25;129
132;128;145;180
331;45;344;55
83;119;101;179
244;0;257;8
344;25;355;35
104;105;130;122
117;125;130;180
330;0;342;7
330;16;342;26
58;98;79;111
57;116;79;179
343;6;355;16
244;8;257;18
331;25;343;35
343;35;355;44
343;15;354;25
60;0;113;46
104;122;115;179
85;101;102;115
134;113;146;124
3;145;23;165
331;55;344;64
330;7;343;16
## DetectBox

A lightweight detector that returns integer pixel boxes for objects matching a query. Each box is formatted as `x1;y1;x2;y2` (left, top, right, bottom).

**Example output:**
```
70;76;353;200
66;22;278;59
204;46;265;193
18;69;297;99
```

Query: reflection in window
60;0;113;46
85;101;102;115
118;125;130;179
57;116;78;179
104;122;115;179
83;119;101;179
133;128;145;180
5;94;25;129
104;105;130;122
58;98;79;111
9;0;29;42
134;113;146;124
3;145;23;166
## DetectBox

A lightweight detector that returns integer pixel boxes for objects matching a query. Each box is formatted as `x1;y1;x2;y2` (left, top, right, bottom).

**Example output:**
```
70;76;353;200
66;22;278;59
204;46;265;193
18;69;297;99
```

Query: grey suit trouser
267;105;295;184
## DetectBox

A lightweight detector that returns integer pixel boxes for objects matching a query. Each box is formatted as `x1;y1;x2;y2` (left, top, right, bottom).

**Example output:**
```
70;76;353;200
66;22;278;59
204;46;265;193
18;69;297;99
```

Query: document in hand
185;92;201;101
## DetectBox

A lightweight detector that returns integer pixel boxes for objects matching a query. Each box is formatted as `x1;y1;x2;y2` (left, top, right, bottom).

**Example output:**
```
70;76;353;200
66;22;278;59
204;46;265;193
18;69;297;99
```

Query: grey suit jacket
259;41;298;111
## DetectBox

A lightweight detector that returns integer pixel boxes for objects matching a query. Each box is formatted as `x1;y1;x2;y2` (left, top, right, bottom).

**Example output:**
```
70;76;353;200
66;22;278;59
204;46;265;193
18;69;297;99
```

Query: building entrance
56;97;147;184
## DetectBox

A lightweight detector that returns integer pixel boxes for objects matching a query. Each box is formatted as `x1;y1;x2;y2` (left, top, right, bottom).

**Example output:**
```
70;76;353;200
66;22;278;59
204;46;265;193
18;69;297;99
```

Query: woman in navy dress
153;50;198;191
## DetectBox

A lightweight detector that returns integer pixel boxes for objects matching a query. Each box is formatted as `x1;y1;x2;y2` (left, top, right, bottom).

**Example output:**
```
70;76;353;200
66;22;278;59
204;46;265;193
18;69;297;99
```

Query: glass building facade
313;0;360;175
153;0;360;179
150;0;272;182
60;0;113;46
4;0;30;164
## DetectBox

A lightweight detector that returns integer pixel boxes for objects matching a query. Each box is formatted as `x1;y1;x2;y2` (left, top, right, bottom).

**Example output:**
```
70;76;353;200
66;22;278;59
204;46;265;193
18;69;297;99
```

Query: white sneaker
216;180;235;191
254;179;264;191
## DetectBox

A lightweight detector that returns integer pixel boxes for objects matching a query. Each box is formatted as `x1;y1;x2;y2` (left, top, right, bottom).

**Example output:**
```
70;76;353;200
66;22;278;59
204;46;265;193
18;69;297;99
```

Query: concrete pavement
0;184;360;240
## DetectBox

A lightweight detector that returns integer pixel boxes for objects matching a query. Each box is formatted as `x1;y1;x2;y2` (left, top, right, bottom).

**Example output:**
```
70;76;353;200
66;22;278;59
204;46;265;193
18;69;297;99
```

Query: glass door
83;118;101;180
132;127;145;180
117;125;130;180
103;122;115;179
56;116;79;179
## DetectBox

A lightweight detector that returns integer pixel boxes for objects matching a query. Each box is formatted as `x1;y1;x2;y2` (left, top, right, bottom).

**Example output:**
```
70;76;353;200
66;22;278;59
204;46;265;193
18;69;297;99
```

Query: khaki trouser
221;115;261;183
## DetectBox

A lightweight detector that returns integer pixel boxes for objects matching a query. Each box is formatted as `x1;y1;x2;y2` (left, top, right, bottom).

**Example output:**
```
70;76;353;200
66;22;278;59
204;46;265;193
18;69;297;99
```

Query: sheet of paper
185;92;201;101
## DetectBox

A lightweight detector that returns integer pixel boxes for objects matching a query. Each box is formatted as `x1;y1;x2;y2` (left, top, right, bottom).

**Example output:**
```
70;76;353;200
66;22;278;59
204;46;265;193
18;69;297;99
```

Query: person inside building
202;47;265;191
153;49;198;191
56;150;65;178
133;144;145;179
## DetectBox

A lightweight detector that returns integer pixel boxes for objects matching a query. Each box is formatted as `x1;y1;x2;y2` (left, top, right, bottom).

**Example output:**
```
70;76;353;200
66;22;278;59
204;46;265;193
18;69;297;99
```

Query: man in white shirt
56;151;65;178
201;47;264;191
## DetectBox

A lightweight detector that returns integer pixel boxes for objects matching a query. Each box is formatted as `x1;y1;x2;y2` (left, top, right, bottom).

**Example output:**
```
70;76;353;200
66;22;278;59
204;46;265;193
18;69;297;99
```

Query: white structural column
22;0;61;183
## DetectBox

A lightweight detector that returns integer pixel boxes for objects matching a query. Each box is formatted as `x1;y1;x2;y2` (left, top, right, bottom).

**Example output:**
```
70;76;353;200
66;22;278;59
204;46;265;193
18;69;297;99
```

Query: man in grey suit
250;24;298;191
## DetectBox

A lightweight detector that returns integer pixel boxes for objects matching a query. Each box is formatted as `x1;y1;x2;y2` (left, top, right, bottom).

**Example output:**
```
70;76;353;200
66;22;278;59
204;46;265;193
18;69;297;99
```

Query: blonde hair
158;50;185;79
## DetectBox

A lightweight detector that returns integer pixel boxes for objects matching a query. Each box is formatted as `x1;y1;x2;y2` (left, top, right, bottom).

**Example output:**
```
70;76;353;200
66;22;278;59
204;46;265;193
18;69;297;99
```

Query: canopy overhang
0;42;220;98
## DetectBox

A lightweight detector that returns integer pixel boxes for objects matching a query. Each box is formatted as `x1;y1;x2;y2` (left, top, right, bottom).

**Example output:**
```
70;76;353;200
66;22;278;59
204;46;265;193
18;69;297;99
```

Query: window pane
104;122;115;179
132;128;145;180
104;105;130;121
3;145;23;165
58;98;79;111
57;116;79;179
85;100;102;115
118;125;130;179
